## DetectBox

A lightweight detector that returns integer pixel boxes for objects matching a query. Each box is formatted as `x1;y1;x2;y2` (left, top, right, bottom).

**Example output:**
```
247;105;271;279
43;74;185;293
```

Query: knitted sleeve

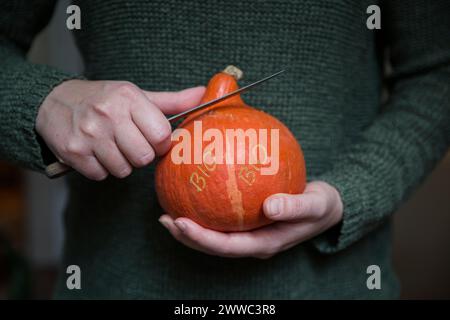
0;0;81;171
313;0;450;253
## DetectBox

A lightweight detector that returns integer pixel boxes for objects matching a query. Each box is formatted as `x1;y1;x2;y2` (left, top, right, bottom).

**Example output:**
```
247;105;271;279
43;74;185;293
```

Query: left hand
159;181;343;259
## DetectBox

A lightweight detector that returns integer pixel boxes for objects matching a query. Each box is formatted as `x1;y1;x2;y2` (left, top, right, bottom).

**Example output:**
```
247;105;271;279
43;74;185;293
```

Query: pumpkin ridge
225;163;245;231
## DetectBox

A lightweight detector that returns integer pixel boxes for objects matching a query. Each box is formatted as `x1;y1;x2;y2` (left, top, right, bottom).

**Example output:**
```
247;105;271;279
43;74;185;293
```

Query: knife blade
44;70;285;179
167;69;285;122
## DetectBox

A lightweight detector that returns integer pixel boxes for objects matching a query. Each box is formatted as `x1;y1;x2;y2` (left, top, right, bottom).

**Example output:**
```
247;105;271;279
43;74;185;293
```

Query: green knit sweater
1;0;449;299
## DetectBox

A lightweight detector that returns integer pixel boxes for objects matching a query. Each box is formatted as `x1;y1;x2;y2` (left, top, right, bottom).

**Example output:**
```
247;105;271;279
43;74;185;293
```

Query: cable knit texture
0;0;449;299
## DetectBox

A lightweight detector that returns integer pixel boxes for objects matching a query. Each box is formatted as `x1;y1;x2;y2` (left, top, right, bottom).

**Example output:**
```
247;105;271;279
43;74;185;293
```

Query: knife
44;70;285;179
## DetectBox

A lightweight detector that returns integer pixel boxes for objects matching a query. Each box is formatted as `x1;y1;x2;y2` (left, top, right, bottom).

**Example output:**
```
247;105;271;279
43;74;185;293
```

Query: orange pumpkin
155;66;306;232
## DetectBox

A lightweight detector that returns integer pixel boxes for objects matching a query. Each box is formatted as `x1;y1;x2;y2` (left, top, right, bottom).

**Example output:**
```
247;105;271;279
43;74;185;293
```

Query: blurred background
0;0;449;299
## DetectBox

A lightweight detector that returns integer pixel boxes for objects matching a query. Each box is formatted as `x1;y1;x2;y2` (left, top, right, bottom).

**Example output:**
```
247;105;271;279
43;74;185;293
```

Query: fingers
81;85;201;178
158;215;208;254
52;137;109;181
159;215;310;259
114;122;155;167
143;86;205;115
263;181;343;224
94;140;132;178
39;79;205;181
130;86;205;156
264;192;326;222
159;181;344;259
130;98;172;156
63;154;109;181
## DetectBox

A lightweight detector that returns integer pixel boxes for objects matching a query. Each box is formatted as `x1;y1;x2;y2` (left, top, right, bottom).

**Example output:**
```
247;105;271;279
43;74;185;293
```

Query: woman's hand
159;181;343;259
36;79;205;180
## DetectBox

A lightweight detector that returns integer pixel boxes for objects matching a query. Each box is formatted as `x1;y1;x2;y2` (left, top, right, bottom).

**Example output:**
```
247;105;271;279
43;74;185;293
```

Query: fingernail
140;152;154;164
174;220;187;232
119;167;131;178
159;218;170;229
267;199;281;217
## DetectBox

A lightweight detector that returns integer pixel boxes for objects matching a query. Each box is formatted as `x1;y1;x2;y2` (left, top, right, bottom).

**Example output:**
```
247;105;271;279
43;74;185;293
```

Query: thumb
143;86;205;115
263;192;325;221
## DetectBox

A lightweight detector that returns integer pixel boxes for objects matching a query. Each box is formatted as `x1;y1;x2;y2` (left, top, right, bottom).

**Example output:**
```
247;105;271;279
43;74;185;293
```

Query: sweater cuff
311;169;386;254
7;64;83;171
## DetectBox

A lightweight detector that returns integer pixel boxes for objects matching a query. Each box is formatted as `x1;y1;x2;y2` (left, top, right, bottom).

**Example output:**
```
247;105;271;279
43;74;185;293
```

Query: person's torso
56;0;397;299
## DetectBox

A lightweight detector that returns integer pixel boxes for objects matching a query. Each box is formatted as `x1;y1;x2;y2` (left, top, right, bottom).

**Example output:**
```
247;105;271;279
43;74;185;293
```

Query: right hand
36;80;205;180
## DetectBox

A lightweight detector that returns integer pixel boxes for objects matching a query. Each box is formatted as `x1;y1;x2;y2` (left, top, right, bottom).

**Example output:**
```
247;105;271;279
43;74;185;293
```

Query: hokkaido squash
155;66;306;232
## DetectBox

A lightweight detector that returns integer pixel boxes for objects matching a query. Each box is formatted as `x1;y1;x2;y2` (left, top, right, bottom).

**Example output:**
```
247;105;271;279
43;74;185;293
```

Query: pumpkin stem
223;65;243;81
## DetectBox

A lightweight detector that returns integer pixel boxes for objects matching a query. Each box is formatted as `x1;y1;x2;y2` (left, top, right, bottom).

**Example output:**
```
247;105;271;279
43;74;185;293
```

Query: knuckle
152;121;172;144
309;194;326;219
293;197;311;215
76;158;108;181
133;150;155;167
64;140;86;157
116;82;139;101
79;120;99;138
316;200;327;219
115;165;132;179
92;101;112;118
277;197;295;218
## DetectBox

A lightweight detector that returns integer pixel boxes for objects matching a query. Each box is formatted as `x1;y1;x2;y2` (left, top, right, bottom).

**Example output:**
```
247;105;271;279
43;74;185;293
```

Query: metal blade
167;70;285;122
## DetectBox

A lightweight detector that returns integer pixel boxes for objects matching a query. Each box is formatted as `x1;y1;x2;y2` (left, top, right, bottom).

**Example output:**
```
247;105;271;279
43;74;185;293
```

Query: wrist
36;79;81;135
